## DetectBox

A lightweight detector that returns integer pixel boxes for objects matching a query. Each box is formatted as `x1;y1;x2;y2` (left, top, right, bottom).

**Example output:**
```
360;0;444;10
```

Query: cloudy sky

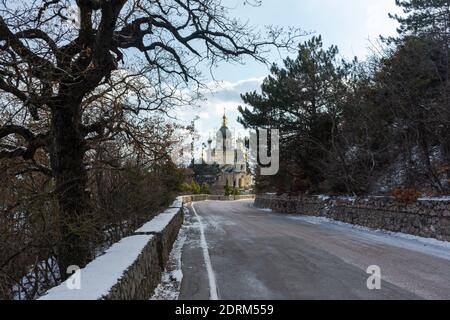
175;0;402;144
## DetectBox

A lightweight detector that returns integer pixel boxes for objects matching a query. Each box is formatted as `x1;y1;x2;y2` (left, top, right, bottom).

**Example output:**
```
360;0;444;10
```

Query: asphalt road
179;200;450;300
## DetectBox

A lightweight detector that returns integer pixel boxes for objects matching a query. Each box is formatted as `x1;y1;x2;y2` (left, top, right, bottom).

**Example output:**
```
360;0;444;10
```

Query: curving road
179;200;450;300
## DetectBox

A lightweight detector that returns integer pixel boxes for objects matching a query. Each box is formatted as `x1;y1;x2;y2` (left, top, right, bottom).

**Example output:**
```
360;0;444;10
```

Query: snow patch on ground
249;203;272;213
288;215;450;261
151;208;188;300
289;215;327;225
418;196;450;202
255;207;450;261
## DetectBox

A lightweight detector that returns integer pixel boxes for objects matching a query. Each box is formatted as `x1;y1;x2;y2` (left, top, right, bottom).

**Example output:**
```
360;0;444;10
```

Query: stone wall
40;198;185;300
255;194;450;241
39;234;161;300
135;207;184;270
105;236;161;300
106;204;185;300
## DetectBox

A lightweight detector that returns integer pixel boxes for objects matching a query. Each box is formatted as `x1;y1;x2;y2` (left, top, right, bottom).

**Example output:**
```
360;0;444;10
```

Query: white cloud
172;77;264;147
366;0;400;40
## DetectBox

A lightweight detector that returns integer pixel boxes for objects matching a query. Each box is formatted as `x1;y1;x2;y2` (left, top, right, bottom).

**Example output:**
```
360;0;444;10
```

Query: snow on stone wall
39;199;185;300
135;208;182;234
169;197;184;209
40;235;160;300
135;206;184;269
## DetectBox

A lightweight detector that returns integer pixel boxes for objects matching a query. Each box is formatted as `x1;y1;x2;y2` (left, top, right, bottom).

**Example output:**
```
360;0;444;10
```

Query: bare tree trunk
50;101;92;280
440;132;450;191
403;131;416;188
418;125;444;192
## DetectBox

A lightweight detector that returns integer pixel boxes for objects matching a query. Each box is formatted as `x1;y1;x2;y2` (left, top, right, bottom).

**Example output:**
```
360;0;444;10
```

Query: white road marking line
191;203;219;300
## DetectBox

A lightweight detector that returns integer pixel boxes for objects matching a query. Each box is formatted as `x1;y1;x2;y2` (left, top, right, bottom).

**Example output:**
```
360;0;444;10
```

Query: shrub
180;182;192;193
190;181;202;194
391;188;421;204
201;183;210;195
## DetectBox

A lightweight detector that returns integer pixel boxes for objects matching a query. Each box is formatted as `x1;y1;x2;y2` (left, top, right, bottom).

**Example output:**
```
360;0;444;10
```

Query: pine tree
238;36;351;191
391;0;450;40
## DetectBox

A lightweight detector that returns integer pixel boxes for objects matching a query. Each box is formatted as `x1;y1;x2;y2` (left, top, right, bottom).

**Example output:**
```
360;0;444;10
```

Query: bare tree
0;0;299;277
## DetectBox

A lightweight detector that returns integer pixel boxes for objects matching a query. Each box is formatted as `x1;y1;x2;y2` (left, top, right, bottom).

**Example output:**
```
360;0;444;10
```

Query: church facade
203;113;253;193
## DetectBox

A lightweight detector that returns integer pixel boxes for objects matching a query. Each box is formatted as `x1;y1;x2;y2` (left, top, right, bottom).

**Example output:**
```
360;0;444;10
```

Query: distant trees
239;1;450;196
189;163;221;186
180;181;210;195
181;181;201;194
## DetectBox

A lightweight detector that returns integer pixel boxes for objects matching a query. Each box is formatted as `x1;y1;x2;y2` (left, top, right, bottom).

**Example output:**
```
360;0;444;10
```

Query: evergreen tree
391;0;450;40
390;1;450;77
238;36;351;192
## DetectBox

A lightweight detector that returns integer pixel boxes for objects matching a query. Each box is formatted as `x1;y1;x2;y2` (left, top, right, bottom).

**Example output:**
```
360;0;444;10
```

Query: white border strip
191;203;219;300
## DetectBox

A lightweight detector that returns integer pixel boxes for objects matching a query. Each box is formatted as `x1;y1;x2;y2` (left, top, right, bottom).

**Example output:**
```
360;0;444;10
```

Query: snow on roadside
290;215;450;260
418;196;450;202
255;207;450;261
150;207;189;300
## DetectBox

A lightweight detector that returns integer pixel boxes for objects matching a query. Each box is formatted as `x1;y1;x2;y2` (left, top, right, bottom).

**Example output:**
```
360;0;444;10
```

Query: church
202;113;253;193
